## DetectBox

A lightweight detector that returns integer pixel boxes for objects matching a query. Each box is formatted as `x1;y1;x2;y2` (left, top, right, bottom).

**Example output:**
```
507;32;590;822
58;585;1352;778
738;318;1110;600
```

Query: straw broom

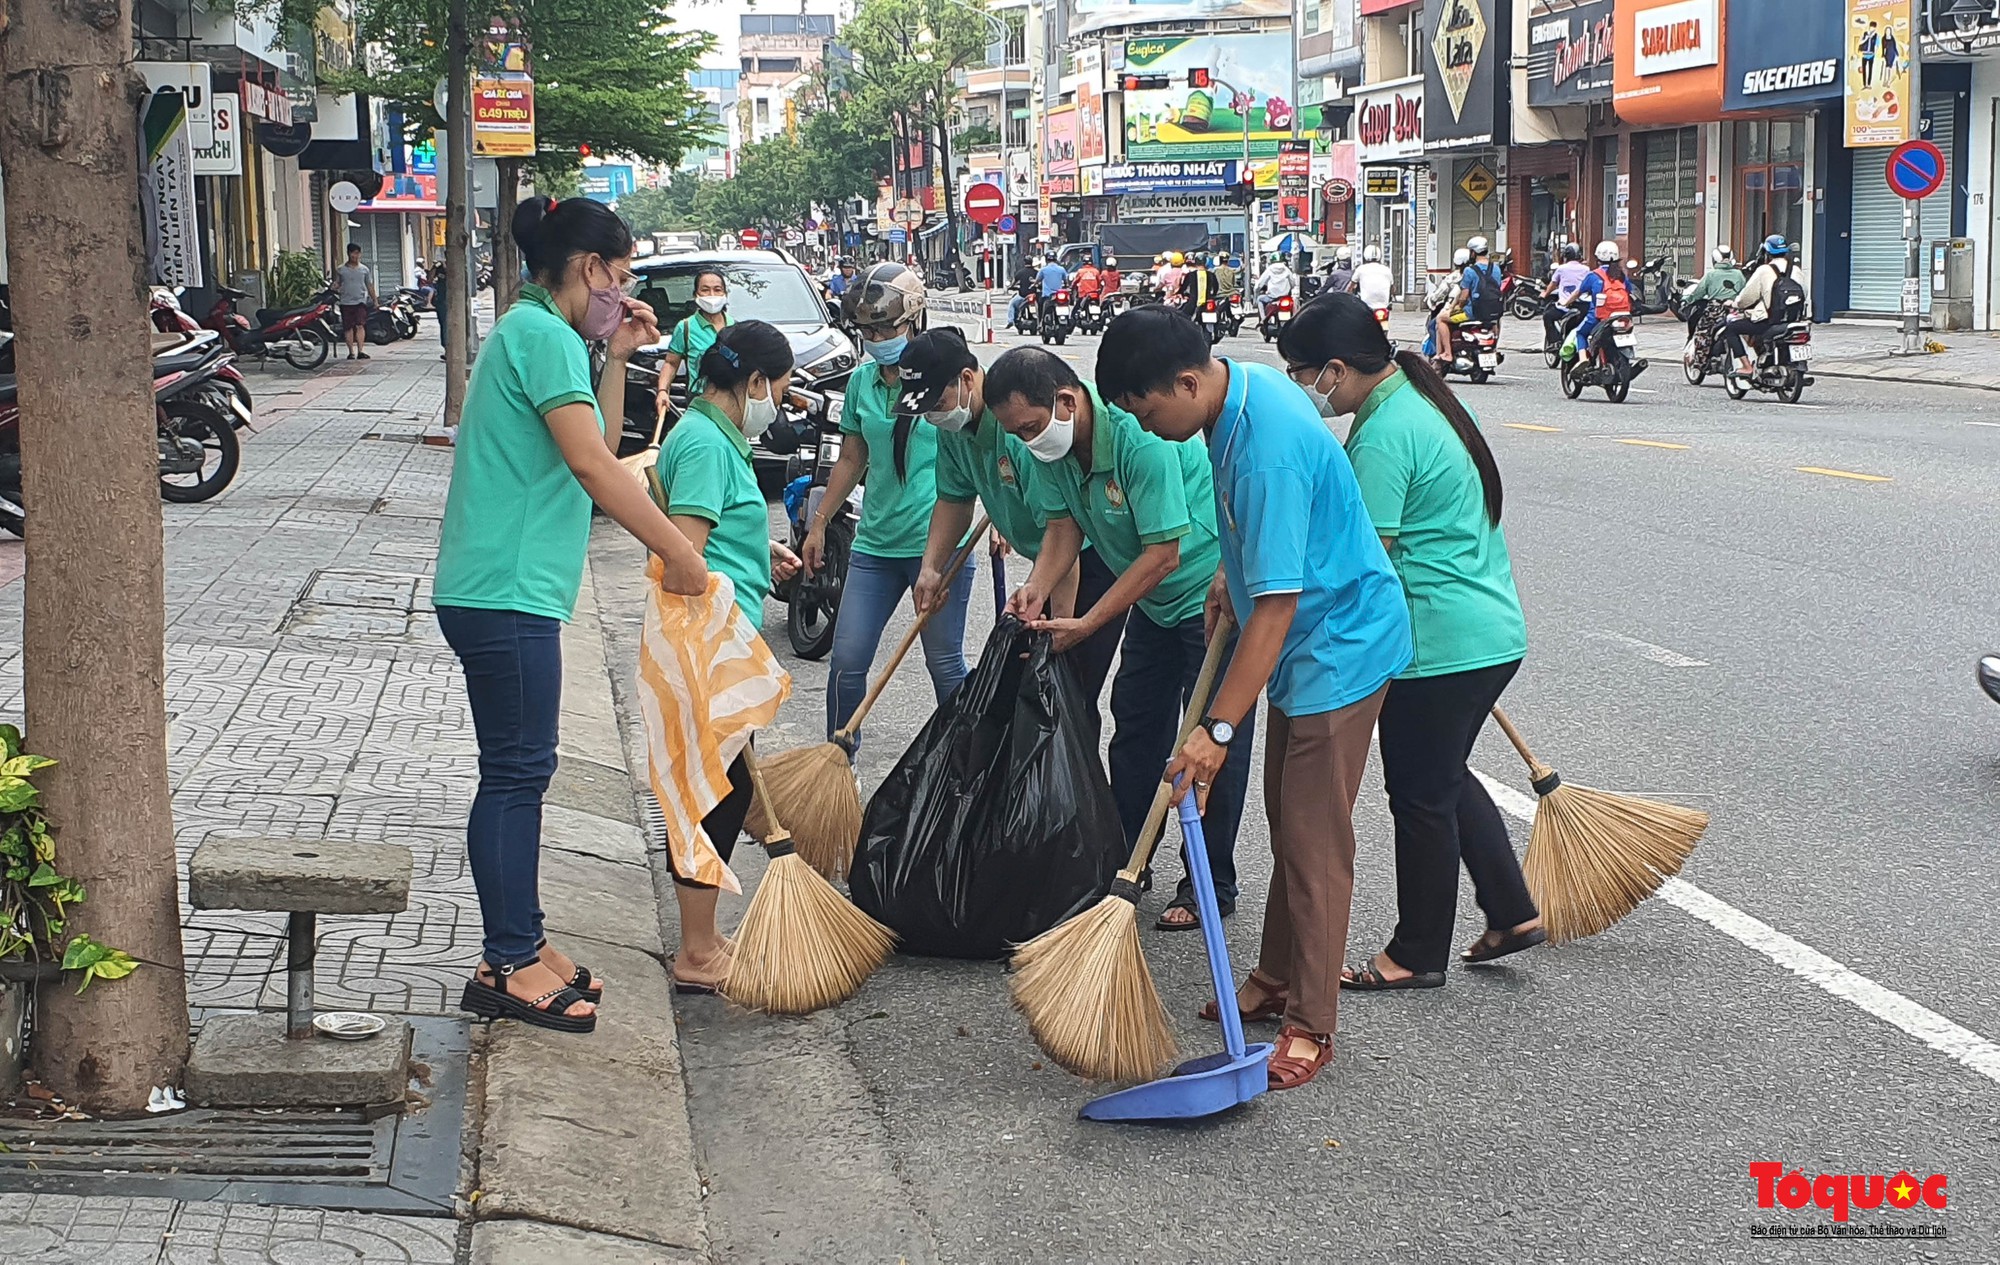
723;746;895;1014
1008;629;1231;1083
760;516;991;880
1490;707;1710;944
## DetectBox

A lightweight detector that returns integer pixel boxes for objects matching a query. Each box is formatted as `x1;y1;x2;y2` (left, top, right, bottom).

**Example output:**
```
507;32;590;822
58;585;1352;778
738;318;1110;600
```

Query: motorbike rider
1036;253;1070;324
1159;251;1189;303
1325;245;1356;295
1008;259;1038;328
1434;236;1504;368
1544;242;1592;351
1212;253;1240;303
1724;236;1805;375
1099;255;1123;308
1073;255;1104;306
1426;247;1473;364
1352;245;1395;311
1178;252;1220;320
1559;241;1632;363
1257;253;1297;319
828;256;859;299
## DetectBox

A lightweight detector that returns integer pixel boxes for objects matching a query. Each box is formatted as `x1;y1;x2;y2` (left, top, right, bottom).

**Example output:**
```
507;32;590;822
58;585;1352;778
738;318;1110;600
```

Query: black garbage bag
850;617;1125;959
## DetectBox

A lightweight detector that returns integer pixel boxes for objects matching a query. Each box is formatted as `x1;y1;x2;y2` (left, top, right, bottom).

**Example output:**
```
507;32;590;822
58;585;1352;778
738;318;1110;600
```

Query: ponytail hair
1280;292;1504;526
511;196;634;284
699;320;793;394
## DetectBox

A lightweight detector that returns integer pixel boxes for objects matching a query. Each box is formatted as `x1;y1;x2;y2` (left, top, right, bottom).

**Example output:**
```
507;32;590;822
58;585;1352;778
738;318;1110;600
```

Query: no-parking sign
1885;140;1945;200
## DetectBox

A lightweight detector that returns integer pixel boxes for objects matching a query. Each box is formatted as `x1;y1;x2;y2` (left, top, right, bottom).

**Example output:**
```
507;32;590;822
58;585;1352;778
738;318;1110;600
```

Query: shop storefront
1422;0;1509;259
1720;0;1842;302
1516;0;1615;273
1613;0;1725;264
1351;74;1427;297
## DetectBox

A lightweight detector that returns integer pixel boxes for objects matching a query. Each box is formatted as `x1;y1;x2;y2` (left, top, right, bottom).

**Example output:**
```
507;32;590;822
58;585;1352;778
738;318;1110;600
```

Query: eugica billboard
1724;0;1844;111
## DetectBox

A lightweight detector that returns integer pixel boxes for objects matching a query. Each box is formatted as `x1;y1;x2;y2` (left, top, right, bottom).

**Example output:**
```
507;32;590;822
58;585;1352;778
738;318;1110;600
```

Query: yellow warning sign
1458;162;1496;205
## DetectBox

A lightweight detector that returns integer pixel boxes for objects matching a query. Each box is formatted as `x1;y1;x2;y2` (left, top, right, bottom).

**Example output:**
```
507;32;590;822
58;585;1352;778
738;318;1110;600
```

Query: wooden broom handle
834;514;991;739
1116;619;1233;882
1488;706;1555;781
738;746;790;848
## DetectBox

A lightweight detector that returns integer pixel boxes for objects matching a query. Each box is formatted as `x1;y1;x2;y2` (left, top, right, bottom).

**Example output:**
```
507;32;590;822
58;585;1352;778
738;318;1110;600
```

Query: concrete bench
185;838;414;1107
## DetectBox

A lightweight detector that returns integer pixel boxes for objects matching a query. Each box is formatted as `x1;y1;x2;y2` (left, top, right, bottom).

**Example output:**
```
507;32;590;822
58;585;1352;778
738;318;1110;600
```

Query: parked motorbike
205;286;335;370
151;289;256;430
1508;272;1548;322
1629;254;1682;318
1259;293;1297;343
1560;314;1645;403
775;386;856;659
1724;321;1813;404
1038;289;1075;346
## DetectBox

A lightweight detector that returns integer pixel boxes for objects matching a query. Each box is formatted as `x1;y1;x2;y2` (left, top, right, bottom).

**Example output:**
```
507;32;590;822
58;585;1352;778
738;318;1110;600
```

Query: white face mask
1024;393;1076;462
741;380;779;439
1302;366;1339;418
924;374;974;432
695;294;728;315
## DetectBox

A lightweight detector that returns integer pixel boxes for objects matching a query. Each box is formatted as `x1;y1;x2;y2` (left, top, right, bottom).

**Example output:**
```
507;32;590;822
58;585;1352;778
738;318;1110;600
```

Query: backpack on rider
1466;261;1505;323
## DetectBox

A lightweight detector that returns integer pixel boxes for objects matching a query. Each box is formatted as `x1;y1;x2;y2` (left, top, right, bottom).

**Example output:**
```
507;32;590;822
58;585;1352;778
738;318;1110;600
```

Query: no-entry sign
1886;139;1946;200
964;182;1006;226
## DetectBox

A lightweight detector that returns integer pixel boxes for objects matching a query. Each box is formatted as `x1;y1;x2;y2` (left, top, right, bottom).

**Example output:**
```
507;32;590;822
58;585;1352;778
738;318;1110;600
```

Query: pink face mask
578;258;627;340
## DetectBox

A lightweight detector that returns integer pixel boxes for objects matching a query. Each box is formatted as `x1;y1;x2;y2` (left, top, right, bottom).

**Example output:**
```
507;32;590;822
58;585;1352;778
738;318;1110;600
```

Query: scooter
1011;291;1041;338
1560;314;1646;403
1629;254;1681;318
1508;271;1548;322
1259;294;1296;343
1435;318;1504;384
1723;322;1813;404
1680;301;1733;386
1038;290;1074;346
205;286;336;370
775;386;856;660
152;289;256;429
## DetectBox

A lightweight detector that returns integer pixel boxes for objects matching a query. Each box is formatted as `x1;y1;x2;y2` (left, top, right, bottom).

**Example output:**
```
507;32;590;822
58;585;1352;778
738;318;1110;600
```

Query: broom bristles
1523;781;1709;944
723;853;894;1014
1008;895;1178;1083
757;742;863;881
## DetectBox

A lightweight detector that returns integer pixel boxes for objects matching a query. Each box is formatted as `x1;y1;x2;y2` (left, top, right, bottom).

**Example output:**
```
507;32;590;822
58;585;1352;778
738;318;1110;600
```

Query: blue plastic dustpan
1080;794;1271;1122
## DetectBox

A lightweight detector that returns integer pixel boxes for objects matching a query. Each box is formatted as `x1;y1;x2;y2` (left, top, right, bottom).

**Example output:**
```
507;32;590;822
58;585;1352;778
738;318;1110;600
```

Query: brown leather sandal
1266;1024;1334;1091
1198;970;1288;1024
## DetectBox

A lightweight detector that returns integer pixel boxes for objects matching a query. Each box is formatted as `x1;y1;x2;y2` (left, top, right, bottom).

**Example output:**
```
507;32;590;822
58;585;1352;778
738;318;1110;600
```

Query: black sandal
1340;961;1446;991
537;938;603;1002
1460;926;1547;965
460;963;597;1033
1154;892;1236;931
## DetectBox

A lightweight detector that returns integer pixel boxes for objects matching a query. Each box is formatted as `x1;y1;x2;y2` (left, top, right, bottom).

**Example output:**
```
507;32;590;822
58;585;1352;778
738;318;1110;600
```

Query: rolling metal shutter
1848;105;1955;315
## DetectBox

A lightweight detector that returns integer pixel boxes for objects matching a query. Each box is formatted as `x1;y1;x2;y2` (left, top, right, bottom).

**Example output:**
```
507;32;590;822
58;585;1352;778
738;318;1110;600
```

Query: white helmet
1712;246;1734;265
1452;248;1472;268
1467;235;1490;256
1104;255;1117;267
1594;240;1620;263
1362;245;1381;263
1336;245;1353;264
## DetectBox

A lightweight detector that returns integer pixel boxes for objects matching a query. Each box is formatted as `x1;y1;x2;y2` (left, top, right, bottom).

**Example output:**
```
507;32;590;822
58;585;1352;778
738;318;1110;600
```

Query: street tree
617;171;704;236
0;0;192;1107
840;0;992;283
694;137;813;238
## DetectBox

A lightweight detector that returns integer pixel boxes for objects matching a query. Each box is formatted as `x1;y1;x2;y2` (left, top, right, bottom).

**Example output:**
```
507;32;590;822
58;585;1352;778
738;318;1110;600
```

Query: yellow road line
1797;466;1892;483
1504;423;1562;432
1618;439;1691;450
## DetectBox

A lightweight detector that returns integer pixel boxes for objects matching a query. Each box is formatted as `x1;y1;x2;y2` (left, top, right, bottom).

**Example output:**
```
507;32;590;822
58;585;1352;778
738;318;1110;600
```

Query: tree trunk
443;0;474;427
494;158;522;314
933;113;967;290
0;0;190;1109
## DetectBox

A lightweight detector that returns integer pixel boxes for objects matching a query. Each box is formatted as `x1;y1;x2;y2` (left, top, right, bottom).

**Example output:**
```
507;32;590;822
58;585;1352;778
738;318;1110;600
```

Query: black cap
892;328;979;417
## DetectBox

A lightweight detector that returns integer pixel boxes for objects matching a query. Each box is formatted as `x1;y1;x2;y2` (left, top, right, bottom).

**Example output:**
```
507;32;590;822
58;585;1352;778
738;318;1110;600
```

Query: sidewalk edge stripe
1473;770;2000;1088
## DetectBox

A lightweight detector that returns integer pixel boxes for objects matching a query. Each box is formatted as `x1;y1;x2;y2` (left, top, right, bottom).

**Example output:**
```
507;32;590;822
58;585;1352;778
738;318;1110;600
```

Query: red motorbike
152;290;256;429
204;285;334;370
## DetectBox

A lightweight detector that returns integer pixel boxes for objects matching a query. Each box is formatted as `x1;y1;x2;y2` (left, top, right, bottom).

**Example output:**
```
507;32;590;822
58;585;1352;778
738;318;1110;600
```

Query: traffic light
1228;175;1255;206
1122;73;1169;91
1189;68;1212;89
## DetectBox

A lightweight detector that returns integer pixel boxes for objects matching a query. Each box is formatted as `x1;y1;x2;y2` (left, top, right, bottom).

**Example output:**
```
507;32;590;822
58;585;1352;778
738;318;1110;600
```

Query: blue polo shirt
1207;360;1412;717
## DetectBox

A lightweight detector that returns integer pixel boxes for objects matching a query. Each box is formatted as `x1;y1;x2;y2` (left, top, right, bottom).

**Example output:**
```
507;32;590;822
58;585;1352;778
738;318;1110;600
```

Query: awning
1265;232;1325;254
919;214;952;240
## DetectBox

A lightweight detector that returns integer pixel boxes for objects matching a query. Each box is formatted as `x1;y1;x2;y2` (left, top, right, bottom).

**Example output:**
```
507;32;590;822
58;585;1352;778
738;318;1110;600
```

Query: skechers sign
1723;0;1844;111
1632;0;1718;76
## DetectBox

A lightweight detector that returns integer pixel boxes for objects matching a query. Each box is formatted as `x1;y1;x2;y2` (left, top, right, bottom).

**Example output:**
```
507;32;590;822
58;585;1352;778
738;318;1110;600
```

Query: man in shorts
335;243;377;362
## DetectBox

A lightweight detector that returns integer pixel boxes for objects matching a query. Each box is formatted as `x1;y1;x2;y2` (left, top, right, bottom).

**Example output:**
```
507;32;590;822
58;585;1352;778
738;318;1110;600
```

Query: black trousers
1065;547;1125;720
1376;659;1537;974
1723;315;1773;360
672;751;753;889
1544;304;1581;348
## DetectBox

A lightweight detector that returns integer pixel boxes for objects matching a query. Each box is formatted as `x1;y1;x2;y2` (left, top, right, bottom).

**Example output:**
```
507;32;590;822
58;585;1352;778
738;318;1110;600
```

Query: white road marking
1581;630;1709;667
1968;420;2000;428
1474;771;2000;1088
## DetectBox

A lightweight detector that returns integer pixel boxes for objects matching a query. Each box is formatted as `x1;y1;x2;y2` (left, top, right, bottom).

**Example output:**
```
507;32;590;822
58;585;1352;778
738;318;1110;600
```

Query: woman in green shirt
435;196;710;1034
1278;293;1543;993
800;262;976;751
653;268;734;412
654;321;802;993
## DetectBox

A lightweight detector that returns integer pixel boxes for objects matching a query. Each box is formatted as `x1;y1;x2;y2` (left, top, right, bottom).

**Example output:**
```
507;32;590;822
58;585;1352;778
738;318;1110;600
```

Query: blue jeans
1108;610;1253;906
1007;294;1027;324
827;549;976;752
437;606;560;970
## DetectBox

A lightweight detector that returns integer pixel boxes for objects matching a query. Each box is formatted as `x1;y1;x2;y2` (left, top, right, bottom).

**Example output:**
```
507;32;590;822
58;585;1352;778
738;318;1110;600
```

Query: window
1641;127;1699;278
1733;121;1806;256
760;57;801;73
1598;135;1621;243
634;261;828;332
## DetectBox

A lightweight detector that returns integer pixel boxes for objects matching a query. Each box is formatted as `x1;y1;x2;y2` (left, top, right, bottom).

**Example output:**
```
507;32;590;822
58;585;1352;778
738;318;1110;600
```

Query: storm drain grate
0;1017;467;1215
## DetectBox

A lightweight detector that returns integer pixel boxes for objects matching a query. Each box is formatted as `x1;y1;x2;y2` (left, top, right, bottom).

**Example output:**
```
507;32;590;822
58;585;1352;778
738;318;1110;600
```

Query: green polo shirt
666;312;735;395
1023;383;1219;626
934;410;1049;558
1344;370;1528;678
435;284;600;622
841;361;941;559
656;398;770;624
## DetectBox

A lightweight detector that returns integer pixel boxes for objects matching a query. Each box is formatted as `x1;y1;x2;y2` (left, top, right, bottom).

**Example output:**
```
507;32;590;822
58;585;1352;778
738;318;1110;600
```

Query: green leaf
52;879;84;906
0;724;19;760
0;825;24;860
0;756;54;778
27;863;61;888
6;864;28;882
78;950;139;991
62;935;109;973
0;779;37;813
30;830;54;864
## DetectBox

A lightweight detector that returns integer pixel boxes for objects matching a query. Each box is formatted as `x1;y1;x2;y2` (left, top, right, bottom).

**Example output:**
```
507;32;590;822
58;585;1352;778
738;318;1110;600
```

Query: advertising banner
581;165;636;202
1122;34;1323;162
140;88;202;288
1352;76;1424;163
1423;0;1507;150
1845;0;1914;146
1074;0;1287;35
136;61;216;150
1613;0;1725;123
472;79;536;157
1075;48;1108;166
1102;159;1241;194
1725;0;1842;112
192;92;242;177
1278;139;1313;228
1526;0;1615;106
1046;106;1079;192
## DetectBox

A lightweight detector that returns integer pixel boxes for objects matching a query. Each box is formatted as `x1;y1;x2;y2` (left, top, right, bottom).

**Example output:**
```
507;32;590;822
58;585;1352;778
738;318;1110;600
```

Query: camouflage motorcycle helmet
841;261;927;329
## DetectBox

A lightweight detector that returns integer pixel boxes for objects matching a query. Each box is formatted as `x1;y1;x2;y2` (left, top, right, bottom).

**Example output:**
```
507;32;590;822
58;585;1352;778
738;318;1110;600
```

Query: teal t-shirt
656;398;770;624
934;410;1048;558
435;284;600;622
666;312;735;396
1344;370;1528;678
1209;360;1411;715
1022;383;1220;627
841;361;942;559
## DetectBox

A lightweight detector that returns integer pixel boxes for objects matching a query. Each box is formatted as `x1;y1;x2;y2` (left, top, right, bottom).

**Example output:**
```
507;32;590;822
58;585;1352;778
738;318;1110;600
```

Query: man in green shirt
990;346;1252;928
896;329;1126;711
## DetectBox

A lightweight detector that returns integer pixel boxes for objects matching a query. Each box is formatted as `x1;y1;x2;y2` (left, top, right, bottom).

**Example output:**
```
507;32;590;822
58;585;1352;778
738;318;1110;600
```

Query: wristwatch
1201;716;1236;746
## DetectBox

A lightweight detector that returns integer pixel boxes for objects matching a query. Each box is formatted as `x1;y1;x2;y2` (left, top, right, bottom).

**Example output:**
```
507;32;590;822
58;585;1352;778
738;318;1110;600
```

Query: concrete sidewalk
0;331;704;1263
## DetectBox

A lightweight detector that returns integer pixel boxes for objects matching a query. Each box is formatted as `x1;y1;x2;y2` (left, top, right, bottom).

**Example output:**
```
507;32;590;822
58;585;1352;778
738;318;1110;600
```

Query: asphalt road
603;312;2000;1264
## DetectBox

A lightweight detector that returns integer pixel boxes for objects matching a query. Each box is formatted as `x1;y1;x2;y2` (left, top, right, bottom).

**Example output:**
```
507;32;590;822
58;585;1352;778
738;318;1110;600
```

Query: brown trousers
1256;685;1388;1036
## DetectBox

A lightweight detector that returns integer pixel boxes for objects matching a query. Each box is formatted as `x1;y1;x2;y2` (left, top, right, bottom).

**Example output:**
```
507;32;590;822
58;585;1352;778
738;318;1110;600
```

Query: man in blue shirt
1037;256;1068;298
827;257;857;298
1095;304;1412;1093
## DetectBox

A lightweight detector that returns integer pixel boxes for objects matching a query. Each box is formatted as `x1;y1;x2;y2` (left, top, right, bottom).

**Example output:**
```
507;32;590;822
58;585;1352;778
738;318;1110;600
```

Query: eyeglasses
1284;364;1326;385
